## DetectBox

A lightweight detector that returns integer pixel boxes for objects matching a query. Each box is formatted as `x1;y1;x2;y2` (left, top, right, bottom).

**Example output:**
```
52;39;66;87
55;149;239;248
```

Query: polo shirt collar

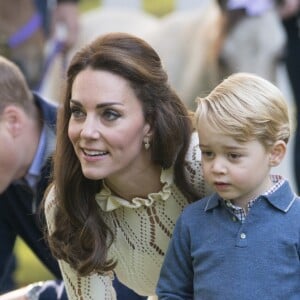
262;180;297;213
204;180;297;213
205;193;221;211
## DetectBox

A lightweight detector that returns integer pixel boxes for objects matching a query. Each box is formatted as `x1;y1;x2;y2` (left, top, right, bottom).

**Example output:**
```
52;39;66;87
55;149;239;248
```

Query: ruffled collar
95;167;173;211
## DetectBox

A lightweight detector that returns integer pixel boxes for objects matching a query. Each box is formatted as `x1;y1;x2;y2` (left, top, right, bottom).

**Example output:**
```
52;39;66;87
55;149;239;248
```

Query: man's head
0;56;37;193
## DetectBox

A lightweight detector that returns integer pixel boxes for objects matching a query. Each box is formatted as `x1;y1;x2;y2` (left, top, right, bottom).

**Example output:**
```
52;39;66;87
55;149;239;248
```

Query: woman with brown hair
45;32;208;299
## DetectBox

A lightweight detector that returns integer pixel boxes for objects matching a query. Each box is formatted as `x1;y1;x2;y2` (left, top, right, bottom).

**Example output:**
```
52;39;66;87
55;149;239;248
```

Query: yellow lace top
45;132;208;299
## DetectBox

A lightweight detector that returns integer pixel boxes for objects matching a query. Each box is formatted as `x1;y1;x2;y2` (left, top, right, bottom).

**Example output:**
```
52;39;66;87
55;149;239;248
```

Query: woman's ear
269;140;287;167
2;105;23;137
143;123;153;150
143;122;153;137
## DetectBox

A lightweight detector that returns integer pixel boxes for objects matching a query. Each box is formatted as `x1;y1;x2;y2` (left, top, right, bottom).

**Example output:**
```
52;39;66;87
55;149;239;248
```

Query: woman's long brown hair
47;32;196;276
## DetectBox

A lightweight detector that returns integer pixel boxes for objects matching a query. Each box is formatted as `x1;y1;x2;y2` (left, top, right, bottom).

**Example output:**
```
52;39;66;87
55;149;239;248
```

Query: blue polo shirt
157;179;300;299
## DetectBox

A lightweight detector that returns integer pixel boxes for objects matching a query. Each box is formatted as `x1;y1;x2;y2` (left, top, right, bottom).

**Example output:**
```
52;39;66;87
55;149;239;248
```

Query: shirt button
240;233;246;239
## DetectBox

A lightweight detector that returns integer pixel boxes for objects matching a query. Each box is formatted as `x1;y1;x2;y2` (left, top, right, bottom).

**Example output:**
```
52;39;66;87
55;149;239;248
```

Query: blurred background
81;0;175;16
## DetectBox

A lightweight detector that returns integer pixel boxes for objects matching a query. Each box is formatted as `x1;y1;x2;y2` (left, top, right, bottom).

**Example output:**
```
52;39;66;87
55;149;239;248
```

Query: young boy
156;72;300;299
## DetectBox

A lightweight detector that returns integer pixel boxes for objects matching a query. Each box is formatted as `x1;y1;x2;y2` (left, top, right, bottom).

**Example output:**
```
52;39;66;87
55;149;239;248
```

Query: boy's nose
211;157;226;174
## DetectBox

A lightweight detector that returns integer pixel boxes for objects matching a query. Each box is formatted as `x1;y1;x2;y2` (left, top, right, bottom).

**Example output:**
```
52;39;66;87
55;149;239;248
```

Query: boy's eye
201;151;214;158
228;153;242;160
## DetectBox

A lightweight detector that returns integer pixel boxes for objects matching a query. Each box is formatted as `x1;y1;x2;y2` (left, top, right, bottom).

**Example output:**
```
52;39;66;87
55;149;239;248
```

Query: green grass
14;238;54;287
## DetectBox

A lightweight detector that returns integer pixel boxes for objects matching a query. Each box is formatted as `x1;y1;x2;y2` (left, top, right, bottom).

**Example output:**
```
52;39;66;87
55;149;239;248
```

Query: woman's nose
80;118;100;139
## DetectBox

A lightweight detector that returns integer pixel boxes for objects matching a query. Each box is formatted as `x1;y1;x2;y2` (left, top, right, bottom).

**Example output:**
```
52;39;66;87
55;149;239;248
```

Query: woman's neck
105;164;162;201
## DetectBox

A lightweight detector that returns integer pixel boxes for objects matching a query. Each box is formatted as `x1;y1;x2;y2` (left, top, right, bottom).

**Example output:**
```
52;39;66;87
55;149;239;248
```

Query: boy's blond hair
0;56;33;115
195;72;290;148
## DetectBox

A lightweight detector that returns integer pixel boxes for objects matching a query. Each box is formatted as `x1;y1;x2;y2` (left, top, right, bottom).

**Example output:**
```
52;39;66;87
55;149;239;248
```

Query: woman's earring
144;137;150;150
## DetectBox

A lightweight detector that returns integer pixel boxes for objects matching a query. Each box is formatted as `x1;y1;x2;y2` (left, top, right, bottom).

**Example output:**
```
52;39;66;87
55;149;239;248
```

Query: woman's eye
70;106;85;119
102;109;121;121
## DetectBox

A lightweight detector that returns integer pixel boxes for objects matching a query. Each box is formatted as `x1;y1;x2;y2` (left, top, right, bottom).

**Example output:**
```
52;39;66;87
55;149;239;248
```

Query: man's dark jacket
0;93;61;287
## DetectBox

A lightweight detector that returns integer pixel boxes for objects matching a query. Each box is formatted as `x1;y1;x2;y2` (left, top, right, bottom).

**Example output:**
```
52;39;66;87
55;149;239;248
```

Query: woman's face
68;68;151;181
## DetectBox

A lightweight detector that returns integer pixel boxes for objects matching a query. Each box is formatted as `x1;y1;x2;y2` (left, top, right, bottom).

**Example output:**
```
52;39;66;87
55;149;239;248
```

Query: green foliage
79;0;99;12
80;0;174;16
143;0;174;17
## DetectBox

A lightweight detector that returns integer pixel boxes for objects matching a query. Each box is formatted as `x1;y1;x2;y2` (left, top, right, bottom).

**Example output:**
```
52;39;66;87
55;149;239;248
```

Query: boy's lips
214;181;230;189
214;181;229;186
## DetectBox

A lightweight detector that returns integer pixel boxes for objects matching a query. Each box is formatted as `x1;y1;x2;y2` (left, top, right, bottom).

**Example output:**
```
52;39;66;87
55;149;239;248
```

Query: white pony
40;0;286;110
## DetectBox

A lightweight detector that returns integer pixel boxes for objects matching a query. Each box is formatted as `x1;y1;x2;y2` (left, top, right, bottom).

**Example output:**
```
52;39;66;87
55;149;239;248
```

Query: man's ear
2;105;23;137
269;140;287;167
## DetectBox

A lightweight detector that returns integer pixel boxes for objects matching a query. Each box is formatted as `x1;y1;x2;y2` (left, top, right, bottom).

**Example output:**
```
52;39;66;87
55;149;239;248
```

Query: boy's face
198;125;273;209
0;109;23;193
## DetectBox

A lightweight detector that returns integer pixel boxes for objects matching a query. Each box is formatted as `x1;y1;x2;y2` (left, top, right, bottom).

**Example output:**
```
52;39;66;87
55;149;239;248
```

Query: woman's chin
82;170;104;181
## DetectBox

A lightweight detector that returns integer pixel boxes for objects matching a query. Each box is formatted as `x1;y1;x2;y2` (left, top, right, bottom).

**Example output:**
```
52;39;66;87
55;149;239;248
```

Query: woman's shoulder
44;184;58;230
183;131;211;198
44;184;56;208
185;131;201;163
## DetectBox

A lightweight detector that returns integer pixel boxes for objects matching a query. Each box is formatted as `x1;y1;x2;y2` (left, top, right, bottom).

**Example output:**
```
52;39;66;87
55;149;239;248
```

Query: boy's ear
2;105;23;137
269;140;286;167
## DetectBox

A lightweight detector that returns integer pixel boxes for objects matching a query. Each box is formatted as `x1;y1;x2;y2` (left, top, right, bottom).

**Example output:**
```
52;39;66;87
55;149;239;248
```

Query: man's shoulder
33;92;57;125
0;184;29;213
33;92;57;108
0;184;20;198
